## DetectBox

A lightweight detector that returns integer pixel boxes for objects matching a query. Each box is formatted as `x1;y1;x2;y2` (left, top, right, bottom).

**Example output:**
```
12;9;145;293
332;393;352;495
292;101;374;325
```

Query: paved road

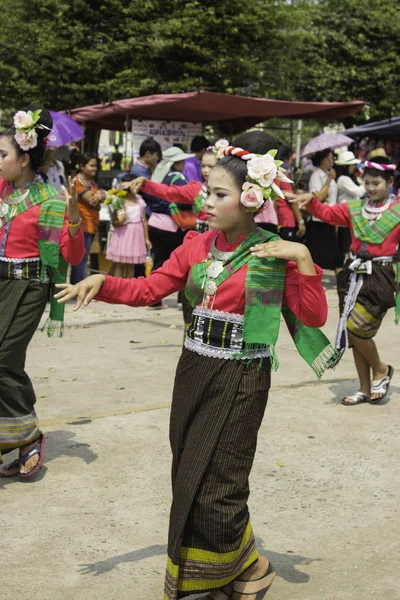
2;280;399;600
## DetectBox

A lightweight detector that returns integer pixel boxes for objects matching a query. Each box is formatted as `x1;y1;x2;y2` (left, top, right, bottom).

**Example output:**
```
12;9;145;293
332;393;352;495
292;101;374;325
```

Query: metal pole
124;113;129;170
295;119;302;168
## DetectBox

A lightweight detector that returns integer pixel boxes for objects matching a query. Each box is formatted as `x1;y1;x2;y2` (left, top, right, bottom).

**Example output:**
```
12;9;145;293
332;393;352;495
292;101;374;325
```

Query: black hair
312;148;332;167
335;164;356;181
364;156;394;183
190;135;210;152
278;145;292;162
215;130;278;190
75;152;98;170
202;148;217;159
139;137;162;158
5;106;53;172
120;173;135;183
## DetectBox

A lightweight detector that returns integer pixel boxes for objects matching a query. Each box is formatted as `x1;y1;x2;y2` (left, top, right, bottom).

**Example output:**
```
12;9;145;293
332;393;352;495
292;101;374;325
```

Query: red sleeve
59;215;85;265
307;195;351;227
142;180;202;204
283;262;327;328
96;230;198;306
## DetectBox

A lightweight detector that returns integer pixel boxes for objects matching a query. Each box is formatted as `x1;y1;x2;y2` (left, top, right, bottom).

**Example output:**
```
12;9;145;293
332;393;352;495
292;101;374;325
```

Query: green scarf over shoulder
348;198;400;323
185;227;339;379
2;181;68;336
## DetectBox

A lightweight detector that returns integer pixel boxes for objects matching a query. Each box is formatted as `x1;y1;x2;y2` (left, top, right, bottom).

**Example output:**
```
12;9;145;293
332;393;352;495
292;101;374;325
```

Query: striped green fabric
186;227;338;377
348;198;400;323
2;181;67;335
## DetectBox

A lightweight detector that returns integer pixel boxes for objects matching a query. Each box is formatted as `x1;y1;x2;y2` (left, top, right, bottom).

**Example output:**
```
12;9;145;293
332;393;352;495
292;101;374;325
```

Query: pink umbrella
301;132;355;158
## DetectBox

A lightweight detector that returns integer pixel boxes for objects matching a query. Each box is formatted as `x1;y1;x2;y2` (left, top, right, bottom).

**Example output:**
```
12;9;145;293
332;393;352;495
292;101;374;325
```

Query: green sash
348;198;400;323
2;181;68;336
185;227;339;378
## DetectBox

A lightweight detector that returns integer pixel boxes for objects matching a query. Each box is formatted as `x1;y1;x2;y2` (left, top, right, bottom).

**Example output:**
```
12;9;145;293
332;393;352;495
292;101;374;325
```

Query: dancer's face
201;153;217;183
0;136;30;182
364;173;393;202
205;167;253;234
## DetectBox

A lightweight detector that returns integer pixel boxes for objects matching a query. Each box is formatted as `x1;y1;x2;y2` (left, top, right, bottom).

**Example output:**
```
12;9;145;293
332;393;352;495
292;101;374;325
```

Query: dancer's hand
121;177;146;195
62;177;80;223
54;274;106;310
296;222;306;238
250;240;316;275
288;192;313;209
145;238;152;250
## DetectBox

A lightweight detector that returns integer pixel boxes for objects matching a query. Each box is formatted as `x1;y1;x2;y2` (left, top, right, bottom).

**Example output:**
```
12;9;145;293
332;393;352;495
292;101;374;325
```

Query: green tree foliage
0;0;398;123
293;0;400;121
0;0;300;112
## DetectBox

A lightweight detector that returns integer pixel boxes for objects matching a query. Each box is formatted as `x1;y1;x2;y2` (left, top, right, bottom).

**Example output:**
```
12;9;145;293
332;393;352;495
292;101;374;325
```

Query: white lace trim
192;306;244;324
0;256;40;263
184;336;270;361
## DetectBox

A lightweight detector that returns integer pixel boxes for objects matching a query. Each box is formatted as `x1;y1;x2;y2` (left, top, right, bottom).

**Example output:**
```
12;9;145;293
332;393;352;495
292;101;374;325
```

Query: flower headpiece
364;161;396;172
13;109;51;151
223;146;292;212
207;138;230;160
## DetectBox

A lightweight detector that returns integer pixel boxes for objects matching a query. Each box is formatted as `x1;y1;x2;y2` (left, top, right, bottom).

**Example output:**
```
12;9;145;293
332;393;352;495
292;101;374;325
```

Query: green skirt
0;279;48;459
165;347;271;599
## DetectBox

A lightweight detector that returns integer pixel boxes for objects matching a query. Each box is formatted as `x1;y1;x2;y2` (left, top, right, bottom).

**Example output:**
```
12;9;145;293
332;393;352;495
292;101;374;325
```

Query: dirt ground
1;278;399;600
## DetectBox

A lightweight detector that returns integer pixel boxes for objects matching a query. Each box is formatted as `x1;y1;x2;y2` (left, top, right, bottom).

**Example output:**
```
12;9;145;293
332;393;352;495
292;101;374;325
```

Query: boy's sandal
370;365;394;404
233;560;276;599
341;392;369;406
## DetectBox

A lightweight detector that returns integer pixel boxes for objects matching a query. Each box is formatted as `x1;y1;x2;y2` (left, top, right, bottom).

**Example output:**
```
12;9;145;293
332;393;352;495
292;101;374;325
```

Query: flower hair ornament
208;138;230;160
223;146;292;212
13;109;51;151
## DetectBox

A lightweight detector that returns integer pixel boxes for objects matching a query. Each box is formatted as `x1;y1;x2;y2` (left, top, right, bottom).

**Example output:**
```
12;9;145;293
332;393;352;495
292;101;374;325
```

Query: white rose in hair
215;139;229;159
247;154;277;187
14;129;38;151
13;111;34;130
240;182;265;211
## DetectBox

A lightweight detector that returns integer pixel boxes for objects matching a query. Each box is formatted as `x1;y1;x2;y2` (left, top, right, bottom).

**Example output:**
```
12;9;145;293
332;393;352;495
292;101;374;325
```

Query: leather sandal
232;559;276;599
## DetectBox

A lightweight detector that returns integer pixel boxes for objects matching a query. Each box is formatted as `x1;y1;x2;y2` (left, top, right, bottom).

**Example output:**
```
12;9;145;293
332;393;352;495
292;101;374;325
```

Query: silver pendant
0;203;9;218
204;280;217;296
206;260;224;279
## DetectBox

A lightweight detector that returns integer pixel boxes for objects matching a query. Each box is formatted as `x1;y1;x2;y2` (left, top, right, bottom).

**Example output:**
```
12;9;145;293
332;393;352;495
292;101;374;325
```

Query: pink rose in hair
241;182;265;211
247;154;277;187
14;129;38;151
13;111;34;130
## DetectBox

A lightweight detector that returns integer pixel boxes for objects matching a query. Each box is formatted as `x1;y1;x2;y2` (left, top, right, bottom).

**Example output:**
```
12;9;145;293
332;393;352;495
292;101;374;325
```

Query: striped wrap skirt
164;308;271;599
0;278;48;460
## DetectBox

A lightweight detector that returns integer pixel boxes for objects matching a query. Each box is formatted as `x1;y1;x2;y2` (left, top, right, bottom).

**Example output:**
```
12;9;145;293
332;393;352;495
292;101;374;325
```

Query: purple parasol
47;111;84;147
301;132;355;158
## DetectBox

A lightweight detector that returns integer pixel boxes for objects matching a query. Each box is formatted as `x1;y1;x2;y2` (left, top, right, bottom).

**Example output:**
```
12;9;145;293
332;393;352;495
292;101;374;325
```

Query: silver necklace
202;237;234;304
362;197;391;222
0;187;30;219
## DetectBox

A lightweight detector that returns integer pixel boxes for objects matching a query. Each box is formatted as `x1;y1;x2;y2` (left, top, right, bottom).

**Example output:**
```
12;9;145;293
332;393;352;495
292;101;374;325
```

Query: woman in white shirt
335;150;365;263
306;149;341;272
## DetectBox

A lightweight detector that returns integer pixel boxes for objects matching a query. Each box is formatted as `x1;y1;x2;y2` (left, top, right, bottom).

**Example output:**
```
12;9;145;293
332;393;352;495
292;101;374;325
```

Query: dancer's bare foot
18;440;41;474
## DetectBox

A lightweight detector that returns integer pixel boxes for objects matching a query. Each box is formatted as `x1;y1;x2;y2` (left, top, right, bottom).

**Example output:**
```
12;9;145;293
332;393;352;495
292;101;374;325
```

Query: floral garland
13;109;49;151
104;188;127;212
223;146;292;212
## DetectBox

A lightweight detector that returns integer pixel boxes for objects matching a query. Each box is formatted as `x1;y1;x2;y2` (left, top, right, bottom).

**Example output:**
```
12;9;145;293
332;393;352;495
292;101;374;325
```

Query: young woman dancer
292;155;400;405
55;131;336;600
0;107;84;477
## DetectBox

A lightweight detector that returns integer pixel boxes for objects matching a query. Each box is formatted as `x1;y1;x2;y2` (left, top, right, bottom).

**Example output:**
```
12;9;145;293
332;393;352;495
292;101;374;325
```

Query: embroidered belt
185;307;270;360
349;252;393;275
0;257;49;282
195;219;209;234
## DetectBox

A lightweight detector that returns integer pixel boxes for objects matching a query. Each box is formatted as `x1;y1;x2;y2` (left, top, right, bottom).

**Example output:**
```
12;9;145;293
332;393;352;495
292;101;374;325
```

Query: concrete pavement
2;279;399;600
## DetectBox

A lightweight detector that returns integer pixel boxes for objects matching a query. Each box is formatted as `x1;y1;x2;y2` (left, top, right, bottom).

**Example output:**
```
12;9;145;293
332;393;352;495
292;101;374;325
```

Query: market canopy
344;117;400;138
67;92;365;133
